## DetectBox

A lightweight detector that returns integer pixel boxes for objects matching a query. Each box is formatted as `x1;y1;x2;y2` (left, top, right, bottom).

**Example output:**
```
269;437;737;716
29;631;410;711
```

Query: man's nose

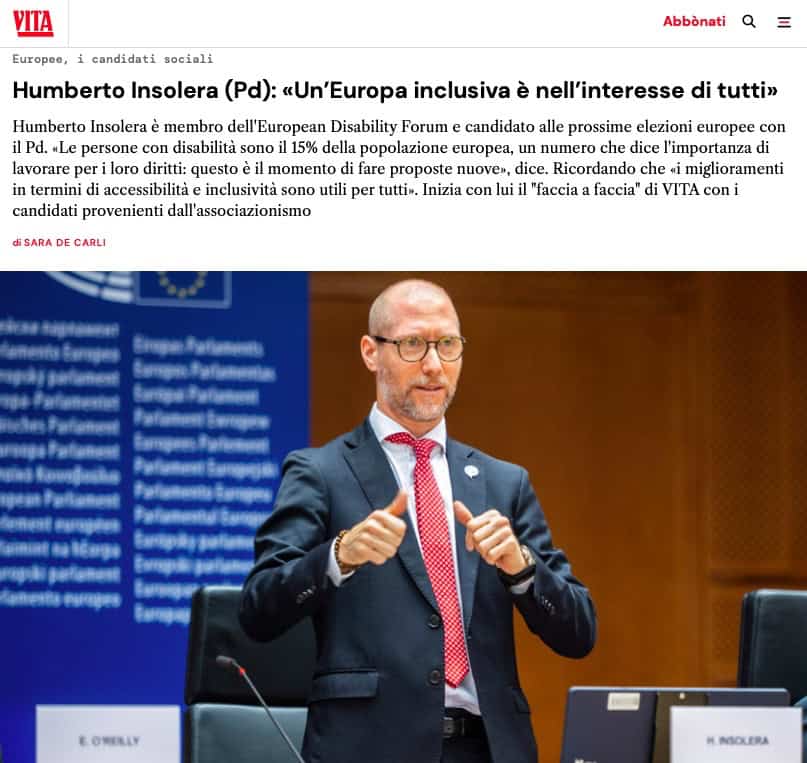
421;345;443;373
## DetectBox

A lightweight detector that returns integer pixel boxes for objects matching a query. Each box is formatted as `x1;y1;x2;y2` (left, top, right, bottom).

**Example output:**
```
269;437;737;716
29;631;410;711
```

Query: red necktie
386;432;469;688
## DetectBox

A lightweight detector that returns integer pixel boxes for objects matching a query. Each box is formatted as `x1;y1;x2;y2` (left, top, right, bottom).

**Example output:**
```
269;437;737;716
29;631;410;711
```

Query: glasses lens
437;336;463;360
398;336;427;361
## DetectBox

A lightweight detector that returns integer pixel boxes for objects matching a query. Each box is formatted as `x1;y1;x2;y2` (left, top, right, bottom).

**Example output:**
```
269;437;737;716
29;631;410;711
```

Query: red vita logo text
14;9;54;37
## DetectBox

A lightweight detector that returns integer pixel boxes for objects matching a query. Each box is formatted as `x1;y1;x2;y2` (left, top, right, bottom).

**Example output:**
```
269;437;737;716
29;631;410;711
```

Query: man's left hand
453;501;527;576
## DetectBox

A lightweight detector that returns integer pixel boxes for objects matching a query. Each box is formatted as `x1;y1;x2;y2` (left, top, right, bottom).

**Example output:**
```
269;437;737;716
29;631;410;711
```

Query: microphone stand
216;655;306;763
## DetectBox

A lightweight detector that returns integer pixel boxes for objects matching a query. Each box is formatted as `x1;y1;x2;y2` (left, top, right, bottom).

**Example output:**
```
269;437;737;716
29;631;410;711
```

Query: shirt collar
369;402;447;450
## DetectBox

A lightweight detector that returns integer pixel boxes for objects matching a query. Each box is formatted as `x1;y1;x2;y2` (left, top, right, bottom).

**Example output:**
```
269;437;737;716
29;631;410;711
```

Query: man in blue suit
240;279;596;763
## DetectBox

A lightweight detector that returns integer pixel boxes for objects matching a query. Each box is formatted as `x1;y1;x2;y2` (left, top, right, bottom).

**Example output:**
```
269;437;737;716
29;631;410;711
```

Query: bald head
368;280;459;336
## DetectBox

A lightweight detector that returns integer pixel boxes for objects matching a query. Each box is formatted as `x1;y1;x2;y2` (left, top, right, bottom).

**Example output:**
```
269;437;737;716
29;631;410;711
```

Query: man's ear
360;335;378;372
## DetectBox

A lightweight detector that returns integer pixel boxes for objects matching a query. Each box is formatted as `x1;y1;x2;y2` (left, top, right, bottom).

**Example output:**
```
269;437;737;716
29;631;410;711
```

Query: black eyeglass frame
372;335;467;362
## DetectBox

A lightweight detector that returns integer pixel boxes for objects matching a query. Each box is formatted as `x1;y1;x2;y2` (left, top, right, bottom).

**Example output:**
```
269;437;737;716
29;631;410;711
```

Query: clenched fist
337;490;408;567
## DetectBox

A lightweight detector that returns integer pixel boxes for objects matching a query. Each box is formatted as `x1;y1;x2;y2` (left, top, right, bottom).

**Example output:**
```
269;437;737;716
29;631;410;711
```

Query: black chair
737;588;807;705
184;586;316;763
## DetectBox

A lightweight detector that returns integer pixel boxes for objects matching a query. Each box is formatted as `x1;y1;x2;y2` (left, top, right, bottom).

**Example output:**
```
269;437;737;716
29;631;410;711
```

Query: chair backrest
737;589;807;703
184;585;316;705
183;586;316;763
184;704;308;763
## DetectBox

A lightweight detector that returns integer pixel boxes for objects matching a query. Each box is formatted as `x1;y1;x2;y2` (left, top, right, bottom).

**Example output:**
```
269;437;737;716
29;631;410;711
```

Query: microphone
216;655;306;763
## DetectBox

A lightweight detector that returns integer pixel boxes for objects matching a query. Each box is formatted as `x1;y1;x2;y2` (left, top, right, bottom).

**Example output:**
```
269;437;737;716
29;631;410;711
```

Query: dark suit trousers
441;736;492;763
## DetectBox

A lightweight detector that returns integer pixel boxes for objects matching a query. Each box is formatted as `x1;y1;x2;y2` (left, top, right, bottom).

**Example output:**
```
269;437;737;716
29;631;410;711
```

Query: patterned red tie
386;432;469;687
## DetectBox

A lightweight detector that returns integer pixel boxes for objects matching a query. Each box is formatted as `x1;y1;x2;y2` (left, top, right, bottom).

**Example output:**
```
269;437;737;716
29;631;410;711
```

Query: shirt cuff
327;537;356;587
510;575;534;595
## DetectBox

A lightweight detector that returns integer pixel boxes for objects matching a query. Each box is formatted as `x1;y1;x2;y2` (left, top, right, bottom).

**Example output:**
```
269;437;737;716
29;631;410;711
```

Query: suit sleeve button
428;613;441;629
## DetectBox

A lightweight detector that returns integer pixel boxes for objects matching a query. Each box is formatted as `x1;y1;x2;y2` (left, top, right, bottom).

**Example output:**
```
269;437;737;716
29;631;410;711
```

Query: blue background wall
0;272;309;763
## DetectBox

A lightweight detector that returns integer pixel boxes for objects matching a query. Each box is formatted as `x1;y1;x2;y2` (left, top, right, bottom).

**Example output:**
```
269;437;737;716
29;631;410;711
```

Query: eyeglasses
372;335;466;362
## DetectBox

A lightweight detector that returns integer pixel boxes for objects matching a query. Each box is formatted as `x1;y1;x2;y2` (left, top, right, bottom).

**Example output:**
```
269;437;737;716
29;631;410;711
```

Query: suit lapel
343;420;399;511
447;438;485;631
343;420;438;611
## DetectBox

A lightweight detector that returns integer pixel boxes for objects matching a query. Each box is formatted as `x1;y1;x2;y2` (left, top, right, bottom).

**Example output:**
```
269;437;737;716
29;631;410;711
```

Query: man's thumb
386;489;409;516
453;500;474;526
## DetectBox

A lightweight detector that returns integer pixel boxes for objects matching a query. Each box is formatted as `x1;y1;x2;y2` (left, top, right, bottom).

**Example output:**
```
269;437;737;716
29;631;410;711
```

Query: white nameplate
36;705;180;763
670;706;802;763
607;691;641;711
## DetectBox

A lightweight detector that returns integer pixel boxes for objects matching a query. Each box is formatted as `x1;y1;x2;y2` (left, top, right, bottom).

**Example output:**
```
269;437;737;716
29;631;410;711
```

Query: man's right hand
337;490;408;567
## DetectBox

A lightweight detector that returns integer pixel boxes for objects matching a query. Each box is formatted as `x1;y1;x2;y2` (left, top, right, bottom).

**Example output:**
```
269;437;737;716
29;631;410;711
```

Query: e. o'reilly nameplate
36;705;179;763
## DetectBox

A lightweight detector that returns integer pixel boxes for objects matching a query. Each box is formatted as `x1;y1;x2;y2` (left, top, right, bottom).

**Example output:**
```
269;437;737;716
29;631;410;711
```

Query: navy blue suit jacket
240;420;596;763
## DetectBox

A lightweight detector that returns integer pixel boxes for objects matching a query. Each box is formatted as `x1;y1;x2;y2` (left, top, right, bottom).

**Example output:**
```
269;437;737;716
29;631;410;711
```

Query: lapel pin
464;465;479;479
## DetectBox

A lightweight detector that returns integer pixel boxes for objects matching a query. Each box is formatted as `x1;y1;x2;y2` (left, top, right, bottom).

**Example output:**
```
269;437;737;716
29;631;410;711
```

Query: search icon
742;13;756;27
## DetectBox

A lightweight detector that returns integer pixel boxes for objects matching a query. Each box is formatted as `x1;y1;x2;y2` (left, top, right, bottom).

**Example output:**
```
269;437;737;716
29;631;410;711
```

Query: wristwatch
497;545;536;586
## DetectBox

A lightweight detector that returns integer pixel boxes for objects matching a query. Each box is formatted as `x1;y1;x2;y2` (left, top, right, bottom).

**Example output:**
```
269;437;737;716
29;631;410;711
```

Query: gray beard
398;391;453;422
378;369;455;423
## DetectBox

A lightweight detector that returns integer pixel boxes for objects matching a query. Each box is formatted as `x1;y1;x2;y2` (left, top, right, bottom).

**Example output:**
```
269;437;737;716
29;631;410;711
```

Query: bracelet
334;529;360;575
